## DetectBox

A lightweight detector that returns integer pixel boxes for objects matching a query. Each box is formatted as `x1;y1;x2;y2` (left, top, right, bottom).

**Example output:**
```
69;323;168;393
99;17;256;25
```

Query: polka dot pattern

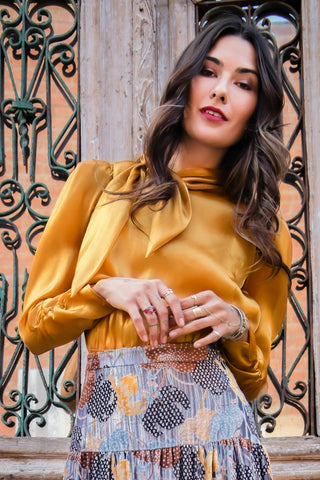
70;425;82;452
252;444;271;477
144;344;207;372
133;445;181;469
79;451;97;470
90;453;114;480
142;385;190;437
78;369;95;409
87;373;117;422
63;345;273;479
172;445;205;480
235;463;255;480
191;349;229;394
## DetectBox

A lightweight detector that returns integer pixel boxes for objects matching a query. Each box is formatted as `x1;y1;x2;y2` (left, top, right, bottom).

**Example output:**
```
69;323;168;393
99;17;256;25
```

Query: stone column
301;0;320;435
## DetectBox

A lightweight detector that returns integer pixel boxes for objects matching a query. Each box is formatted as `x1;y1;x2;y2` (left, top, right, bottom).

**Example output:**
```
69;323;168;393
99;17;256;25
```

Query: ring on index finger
160;288;173;298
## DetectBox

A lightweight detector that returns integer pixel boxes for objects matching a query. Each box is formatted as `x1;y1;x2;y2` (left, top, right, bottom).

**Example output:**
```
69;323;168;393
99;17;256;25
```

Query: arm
169;216;292;401
19;161;114;355
220;217;292;400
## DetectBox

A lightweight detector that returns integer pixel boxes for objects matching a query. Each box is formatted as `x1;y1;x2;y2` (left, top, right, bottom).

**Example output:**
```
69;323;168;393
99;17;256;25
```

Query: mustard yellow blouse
19;159;292;401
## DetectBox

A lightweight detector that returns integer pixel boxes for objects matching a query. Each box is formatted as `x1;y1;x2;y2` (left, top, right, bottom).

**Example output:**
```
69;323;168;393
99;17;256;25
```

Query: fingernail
179;317;185;326
169;330;178;338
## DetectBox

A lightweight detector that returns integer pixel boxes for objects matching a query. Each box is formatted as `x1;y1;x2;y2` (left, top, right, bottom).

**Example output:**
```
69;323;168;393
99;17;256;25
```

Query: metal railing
0;0;79;437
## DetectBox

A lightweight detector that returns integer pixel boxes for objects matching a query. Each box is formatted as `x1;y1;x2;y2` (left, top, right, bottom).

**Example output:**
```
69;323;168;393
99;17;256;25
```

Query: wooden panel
302;0;320;436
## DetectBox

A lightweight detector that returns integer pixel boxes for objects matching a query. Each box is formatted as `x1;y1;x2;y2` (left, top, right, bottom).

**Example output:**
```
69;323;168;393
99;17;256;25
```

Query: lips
200;106;227;121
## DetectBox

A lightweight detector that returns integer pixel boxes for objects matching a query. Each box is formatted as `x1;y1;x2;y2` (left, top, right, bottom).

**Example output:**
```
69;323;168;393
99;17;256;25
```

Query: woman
20;14;292;480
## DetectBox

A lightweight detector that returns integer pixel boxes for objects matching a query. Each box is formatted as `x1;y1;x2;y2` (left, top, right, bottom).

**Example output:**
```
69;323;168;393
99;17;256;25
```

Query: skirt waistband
86;343;214;370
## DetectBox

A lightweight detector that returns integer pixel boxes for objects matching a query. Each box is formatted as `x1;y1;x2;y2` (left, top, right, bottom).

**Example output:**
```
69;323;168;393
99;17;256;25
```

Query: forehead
207;34;257;70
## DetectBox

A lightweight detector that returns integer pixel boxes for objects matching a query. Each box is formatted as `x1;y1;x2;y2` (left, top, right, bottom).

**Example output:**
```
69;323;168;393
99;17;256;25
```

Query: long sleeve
19;161;115;355
220;217;292;401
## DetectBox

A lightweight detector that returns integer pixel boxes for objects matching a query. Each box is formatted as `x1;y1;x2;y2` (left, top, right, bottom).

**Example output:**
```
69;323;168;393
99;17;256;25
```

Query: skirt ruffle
63;343;272;480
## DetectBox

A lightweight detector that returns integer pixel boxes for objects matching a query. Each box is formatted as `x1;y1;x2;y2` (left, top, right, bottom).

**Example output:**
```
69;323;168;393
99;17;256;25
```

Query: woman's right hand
92;277;184;347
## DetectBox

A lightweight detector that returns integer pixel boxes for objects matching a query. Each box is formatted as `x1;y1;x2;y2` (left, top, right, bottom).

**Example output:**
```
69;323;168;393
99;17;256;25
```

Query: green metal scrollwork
0;0;79;437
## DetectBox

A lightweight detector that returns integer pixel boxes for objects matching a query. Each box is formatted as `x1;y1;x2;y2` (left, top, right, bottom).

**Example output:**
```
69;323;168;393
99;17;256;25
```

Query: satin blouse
19;159;292;400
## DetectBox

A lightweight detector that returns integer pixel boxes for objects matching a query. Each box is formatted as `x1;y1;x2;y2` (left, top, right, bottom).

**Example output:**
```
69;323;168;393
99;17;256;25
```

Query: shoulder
67;159;140;190
71;159;135;177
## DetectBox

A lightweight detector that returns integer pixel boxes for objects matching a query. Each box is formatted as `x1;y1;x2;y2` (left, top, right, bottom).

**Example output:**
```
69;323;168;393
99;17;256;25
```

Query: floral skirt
63;343;272;480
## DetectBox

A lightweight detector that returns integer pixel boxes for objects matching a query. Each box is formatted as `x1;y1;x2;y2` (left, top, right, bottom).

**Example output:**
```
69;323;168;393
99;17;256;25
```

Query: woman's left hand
168;290;249;347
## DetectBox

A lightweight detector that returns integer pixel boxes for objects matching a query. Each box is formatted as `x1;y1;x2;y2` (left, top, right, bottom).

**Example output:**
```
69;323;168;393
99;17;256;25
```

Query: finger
127;305;149;343
169;317;211;339
159;287;184;327
180;293;202;310
149;294;170;344
183;305;209;324
140;303;160;347
193;328;222;348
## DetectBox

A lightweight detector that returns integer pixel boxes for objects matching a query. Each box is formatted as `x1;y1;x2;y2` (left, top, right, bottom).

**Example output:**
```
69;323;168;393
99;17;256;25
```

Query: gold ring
160;288;173;298
191;294;198;306
212;329;221;339
192;306;203;319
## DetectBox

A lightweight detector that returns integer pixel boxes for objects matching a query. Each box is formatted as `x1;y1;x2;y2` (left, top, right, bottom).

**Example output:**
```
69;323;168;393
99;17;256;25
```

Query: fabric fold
72;163;223;288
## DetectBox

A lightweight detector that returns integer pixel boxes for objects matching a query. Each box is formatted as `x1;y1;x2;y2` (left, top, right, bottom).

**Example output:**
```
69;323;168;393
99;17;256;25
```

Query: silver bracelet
224;305;248;341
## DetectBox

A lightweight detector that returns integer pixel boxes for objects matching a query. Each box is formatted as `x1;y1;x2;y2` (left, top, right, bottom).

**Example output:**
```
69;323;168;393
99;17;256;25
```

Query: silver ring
149;323;160;327
192;306;203;319
160;288;173;298
212;329;221;339
191;294;198;306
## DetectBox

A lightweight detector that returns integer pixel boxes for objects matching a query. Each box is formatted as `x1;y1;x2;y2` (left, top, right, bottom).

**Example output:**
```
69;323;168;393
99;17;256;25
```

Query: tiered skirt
63;343;272;479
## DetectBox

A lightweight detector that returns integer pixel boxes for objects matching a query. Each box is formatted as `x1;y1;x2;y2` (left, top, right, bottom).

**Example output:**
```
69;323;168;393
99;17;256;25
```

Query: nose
210;91;226;103
209;78;227;103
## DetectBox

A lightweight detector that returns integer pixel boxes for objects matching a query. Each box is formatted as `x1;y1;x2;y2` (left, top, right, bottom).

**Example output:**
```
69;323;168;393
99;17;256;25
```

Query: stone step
0;436;319;479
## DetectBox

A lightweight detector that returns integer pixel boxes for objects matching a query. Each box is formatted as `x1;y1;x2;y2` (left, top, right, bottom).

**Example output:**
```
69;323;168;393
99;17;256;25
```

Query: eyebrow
205;55;259;78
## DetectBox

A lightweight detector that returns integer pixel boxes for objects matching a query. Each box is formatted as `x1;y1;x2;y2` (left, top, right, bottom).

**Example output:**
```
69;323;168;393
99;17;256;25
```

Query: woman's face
183;34;259;162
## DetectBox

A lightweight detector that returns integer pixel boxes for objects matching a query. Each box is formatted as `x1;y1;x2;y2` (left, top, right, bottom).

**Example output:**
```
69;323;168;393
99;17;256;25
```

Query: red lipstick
200;106;227;122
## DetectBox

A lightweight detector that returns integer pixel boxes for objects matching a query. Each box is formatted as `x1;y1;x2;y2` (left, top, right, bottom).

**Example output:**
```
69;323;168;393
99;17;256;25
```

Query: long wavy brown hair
112;15;291;274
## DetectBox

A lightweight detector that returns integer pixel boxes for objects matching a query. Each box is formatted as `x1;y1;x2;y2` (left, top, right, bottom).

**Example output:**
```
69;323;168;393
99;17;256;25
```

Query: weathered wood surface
302;0;320;436
0;437;69;480
1;436;320;480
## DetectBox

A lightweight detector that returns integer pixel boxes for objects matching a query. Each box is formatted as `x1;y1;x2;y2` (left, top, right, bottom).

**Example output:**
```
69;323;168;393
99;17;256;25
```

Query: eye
236;82;252;91
200;68;216;78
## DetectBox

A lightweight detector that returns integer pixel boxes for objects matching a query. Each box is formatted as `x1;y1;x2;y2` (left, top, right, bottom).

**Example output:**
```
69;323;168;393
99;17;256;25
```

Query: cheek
237;97;257;129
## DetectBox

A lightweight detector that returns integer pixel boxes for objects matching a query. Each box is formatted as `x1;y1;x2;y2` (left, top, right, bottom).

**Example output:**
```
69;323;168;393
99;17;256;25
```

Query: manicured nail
179;317;185;327
169;330;178;338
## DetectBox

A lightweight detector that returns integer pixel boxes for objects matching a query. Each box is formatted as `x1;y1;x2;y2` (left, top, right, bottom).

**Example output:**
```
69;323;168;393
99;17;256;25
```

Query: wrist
224;305;248;341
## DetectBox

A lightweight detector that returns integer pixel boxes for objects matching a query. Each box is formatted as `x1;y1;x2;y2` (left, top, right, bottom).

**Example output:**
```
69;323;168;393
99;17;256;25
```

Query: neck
171;137;226;171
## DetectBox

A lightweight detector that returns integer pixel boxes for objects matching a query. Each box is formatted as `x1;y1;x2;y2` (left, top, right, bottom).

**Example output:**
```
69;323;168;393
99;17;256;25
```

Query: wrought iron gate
0;0;79;436
0;0;313;438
